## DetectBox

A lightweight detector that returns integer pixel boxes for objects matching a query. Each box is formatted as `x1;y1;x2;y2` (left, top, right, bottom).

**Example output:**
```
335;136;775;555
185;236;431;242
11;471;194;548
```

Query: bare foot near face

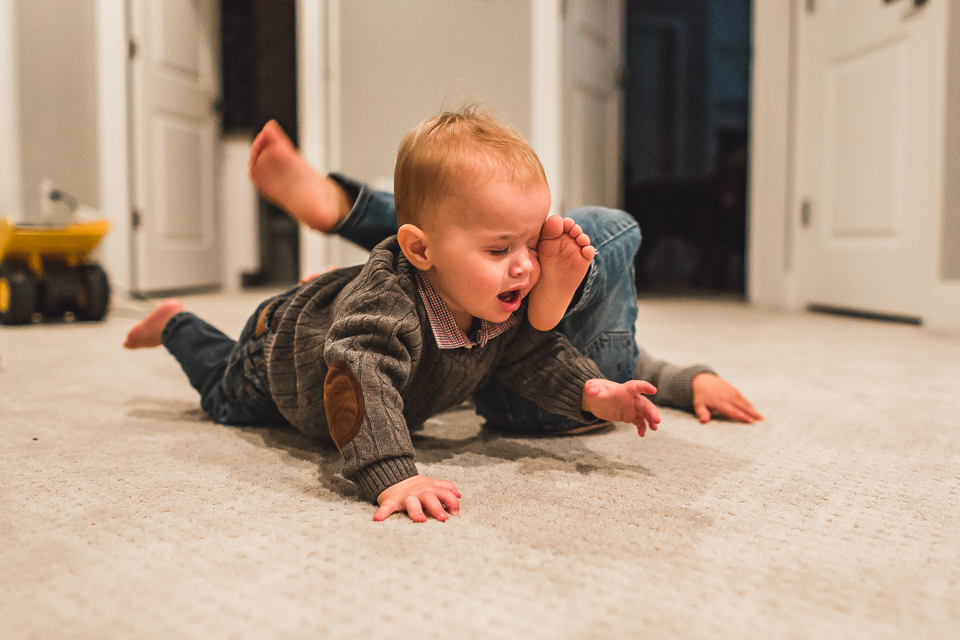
248;120;351;233
527;215;596;331
123;300;184;349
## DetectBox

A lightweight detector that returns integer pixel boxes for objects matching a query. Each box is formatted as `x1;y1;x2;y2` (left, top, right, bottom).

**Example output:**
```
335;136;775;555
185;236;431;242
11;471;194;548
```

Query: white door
794;0;946;319
561;0;625;211
130;0;221;293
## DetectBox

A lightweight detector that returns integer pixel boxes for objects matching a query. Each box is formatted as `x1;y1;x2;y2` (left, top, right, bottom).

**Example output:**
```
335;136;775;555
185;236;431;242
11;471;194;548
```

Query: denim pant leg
330;173;399;251
474;207;642;434
161;300;288;426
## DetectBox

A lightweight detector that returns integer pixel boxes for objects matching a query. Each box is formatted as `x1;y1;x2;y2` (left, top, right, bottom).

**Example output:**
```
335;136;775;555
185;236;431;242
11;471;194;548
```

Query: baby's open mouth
498;290;521;304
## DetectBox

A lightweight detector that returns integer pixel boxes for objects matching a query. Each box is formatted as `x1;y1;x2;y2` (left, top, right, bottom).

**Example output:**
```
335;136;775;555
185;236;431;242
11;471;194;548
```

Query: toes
540;215;565;240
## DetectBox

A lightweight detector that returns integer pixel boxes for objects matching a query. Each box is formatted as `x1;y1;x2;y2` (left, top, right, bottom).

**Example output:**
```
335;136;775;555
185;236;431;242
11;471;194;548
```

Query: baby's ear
397;224;431;269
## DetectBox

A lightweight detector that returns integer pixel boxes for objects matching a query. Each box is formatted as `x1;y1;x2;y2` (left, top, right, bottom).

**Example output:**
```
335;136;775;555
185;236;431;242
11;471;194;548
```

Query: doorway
221;0;300;288
622;0;751;296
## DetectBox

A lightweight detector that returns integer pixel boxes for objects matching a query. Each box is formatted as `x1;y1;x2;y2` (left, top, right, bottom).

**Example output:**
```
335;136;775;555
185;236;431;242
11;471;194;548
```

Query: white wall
0;0;22;220
16;0;100;224
337;0;533;186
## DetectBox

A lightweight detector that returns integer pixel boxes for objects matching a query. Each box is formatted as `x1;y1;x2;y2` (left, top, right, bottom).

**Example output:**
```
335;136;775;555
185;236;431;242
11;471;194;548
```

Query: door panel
795;0;946;318
562;0;624;211
156;118;205;241
132;0;220;293
824;43;905;239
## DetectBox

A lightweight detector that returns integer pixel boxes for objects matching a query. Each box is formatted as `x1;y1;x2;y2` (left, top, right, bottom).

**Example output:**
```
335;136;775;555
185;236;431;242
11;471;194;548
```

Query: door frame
747;0;797;312
748;0;960;332
296;0;330;277
94;0;133;293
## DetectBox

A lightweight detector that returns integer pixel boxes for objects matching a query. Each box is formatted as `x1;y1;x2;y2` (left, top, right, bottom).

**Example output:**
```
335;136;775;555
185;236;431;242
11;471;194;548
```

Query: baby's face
422;177;550;331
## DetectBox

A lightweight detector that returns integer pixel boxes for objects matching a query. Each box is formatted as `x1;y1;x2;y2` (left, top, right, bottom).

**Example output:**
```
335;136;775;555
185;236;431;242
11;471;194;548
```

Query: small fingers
404;496;427;523
641;398;661;426
694;403;712;424
420;494;450;522
628;379;658;396
725;405;757;424
633;398;660;435
738;398;764;422
373;499;400;522
437;488;461;516
437;480;462;498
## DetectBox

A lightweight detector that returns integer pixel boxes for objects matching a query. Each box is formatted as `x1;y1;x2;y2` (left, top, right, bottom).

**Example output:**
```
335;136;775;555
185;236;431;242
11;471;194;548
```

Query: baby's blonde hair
394;105;548;228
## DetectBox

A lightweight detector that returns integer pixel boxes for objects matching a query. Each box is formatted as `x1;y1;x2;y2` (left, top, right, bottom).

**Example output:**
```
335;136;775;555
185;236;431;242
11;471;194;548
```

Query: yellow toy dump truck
0;216;111;325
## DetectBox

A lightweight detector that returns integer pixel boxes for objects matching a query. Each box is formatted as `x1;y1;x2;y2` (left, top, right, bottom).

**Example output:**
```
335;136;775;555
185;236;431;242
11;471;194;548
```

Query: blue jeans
161;296;289;427
333;174;641;434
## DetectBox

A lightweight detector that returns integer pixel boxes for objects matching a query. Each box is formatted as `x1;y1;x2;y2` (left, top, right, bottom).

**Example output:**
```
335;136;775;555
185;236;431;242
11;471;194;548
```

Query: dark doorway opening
221;0;300;288
623;0;751;296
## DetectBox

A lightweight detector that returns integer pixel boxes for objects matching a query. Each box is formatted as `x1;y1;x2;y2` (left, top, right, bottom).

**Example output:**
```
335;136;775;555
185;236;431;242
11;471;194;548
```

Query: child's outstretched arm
374;475;462;523
581;379;662;437
527;215;595;331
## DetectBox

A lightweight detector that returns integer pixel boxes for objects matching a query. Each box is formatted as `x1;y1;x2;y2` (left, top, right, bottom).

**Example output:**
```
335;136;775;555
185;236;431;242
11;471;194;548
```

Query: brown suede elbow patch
323;361;366;448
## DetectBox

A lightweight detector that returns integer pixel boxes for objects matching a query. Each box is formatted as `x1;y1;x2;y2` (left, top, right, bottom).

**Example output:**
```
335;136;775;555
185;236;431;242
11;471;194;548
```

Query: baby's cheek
468;270;499;294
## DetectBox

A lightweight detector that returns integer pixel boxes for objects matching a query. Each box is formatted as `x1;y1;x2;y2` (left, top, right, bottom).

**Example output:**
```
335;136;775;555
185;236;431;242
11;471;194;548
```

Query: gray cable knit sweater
266;238;605;501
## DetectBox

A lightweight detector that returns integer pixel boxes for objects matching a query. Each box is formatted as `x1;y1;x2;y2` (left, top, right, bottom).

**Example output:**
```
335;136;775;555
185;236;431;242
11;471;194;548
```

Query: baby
125;107;661;522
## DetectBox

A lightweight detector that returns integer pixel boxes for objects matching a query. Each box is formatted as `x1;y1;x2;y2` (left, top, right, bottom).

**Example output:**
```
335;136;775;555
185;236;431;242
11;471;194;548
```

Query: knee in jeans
566;207;640;252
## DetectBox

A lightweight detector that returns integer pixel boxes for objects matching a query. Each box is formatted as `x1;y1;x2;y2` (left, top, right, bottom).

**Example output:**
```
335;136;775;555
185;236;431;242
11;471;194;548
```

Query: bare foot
527;215;595;331
248;120;352;233
123;300;184;349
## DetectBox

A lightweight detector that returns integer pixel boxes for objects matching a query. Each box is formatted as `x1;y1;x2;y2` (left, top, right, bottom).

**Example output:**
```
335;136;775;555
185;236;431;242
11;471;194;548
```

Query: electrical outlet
39;178;55;221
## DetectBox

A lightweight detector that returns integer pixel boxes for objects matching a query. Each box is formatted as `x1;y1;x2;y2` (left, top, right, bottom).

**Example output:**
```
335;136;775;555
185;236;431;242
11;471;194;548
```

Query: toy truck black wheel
0;266;38;325
39;266;82;318
75;263;110;321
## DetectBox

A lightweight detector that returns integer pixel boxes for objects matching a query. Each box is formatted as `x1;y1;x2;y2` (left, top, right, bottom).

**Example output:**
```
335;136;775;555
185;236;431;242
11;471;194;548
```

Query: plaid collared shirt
415;271;517;350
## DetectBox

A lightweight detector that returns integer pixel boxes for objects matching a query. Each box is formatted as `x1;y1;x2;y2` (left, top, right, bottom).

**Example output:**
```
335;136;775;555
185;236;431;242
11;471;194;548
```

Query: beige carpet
2;290;958;639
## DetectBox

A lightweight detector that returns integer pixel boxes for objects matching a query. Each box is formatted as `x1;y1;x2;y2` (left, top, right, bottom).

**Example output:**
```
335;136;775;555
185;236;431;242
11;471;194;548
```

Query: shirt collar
415;271;517;350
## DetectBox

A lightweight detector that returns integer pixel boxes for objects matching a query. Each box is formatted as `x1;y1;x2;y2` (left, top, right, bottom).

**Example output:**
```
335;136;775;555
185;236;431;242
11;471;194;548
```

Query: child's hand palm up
583;379;661;437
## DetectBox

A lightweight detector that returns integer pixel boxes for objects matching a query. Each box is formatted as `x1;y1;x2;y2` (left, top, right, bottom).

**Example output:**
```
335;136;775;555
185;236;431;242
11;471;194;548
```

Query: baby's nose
511;251;535;277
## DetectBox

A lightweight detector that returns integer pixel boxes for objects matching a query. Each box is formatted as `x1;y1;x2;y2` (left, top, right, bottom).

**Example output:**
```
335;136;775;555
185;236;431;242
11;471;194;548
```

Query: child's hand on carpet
582;379;661;437
374;475;462;523
691;373;764;424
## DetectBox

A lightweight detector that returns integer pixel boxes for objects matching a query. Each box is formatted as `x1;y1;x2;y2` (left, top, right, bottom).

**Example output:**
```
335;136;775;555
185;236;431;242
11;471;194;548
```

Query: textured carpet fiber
2;291;958;639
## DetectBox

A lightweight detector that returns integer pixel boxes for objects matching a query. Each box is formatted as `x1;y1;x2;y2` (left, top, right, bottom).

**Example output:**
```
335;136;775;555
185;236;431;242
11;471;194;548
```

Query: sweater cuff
669;365;716;410
560;361;604;420
351;456;419;503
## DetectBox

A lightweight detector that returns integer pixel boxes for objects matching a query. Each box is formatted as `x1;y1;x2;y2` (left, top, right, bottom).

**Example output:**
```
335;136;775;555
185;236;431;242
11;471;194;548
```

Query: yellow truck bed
0;217;111;279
